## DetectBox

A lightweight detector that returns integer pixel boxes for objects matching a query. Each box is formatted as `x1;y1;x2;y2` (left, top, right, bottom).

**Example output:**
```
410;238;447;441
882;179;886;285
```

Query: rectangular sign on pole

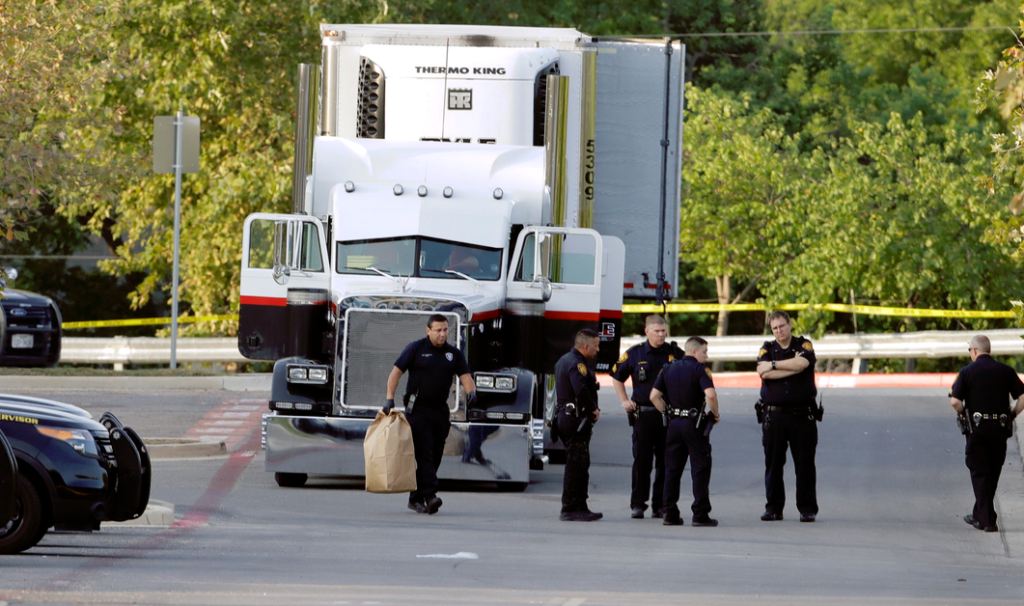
153;113;200;369
153;116;200;174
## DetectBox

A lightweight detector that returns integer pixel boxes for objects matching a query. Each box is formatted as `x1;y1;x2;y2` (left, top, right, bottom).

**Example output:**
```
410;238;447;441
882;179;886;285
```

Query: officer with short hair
756;310;819;522
650;336;719;527
950;334;1024;532
554;329;603;522
385;314;476;515
612;315;684;519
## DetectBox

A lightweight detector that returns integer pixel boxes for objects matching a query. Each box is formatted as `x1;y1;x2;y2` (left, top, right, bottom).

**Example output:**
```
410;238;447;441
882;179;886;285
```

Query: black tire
0;476;45;554
274;472;307;488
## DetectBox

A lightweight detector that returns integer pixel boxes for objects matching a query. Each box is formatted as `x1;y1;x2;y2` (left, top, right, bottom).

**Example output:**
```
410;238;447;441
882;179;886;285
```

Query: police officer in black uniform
612;315;685;519
385;314;476;515
756;310;819;523
650;336;719;527
554;328;603;522
950;334;1024;532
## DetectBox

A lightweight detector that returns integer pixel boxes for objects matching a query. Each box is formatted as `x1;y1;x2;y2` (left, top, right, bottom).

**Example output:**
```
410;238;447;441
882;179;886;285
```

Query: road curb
596;372;962;389
105;499;175;527
0;374;272;391
146;438;228;460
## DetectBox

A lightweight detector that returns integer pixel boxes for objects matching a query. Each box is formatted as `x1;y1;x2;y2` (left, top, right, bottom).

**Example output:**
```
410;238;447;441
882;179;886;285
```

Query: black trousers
965;422;1009;528
663;417;712;518
762;409;818;516
557;408;594;513
407;405;451;503
631;407;666;512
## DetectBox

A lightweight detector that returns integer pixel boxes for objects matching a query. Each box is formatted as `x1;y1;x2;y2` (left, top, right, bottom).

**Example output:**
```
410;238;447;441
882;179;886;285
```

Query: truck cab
238;24;684;489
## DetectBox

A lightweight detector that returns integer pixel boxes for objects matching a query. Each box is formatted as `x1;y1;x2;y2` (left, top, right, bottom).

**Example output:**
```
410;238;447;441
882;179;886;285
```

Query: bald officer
950;334;1024;532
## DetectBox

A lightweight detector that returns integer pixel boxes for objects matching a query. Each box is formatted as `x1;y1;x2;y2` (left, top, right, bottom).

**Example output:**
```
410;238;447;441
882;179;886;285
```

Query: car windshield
336;237;501;281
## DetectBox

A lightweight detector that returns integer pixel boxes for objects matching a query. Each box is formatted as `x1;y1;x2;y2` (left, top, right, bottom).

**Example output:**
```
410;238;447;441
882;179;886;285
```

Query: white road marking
415;552;479;559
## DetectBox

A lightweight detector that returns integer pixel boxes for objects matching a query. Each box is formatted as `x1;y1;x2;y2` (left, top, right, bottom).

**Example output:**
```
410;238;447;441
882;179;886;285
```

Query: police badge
445;352;453;361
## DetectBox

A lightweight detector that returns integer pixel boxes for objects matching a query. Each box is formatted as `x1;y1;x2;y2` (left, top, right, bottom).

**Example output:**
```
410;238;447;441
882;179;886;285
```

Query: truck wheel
0;476;45;554
274;472;307;488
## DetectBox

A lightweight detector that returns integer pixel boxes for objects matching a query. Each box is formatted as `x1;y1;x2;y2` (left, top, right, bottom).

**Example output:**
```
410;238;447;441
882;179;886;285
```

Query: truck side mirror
539;277;552;302
273;221;296;285
272;264;291;285
533;232;551;281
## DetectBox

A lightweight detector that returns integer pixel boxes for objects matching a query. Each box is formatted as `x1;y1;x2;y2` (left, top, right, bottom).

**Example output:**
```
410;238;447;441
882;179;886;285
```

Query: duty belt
972;412;1010;424
667;407;700;419
765;405;815;415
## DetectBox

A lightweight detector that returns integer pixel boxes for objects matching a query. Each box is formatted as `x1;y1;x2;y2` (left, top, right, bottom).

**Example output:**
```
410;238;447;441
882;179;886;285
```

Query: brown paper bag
364;410;417;493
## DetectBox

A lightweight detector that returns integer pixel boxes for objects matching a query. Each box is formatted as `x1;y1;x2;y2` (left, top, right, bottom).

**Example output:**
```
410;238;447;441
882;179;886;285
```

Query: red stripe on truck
239;295;287;307
545;311;600;321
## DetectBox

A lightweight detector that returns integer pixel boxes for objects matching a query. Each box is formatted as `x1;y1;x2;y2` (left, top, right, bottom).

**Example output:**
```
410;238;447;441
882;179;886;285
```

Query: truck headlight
37;426;100;457
474;373;516;393
286;364;330;384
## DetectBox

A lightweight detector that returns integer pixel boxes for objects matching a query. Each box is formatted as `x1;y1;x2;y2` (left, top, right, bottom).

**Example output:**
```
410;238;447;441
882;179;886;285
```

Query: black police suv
0;394;150;554
0;288;63;368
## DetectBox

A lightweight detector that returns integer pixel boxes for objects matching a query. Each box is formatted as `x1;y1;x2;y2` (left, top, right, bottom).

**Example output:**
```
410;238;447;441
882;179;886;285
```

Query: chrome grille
93;434;117;465
340;309;460;411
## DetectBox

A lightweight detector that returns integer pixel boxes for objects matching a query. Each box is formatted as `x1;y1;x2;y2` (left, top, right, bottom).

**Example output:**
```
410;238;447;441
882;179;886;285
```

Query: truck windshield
336;237;502;281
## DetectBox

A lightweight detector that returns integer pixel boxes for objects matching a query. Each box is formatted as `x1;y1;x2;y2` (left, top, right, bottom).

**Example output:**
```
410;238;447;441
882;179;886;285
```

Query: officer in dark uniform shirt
554;328;603;522
756;310;819;523
385;314;476;515
650;336;719;527
949;334;1024;532
612;315;685;519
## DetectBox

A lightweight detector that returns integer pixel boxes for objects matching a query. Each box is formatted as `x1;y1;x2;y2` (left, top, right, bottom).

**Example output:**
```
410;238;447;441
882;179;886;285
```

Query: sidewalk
1;372;966;392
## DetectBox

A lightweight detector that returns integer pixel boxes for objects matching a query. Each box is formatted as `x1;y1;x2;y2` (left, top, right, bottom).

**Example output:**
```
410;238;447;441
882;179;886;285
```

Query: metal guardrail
61;337;247;365
60;329;1024;365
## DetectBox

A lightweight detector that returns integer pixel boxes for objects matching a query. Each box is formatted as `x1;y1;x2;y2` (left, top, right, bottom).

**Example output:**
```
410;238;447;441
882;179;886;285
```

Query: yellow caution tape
622;303;1014;319
62;315;238;330
61;303;1015;330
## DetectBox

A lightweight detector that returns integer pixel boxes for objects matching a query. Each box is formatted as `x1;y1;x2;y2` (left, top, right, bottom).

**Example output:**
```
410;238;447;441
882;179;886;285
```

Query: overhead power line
614;25;1016;40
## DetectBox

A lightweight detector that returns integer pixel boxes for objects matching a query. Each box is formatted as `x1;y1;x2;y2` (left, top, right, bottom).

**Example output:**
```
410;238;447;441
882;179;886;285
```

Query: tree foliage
0;0;133;245
49;0;391;332
4;0;1023;340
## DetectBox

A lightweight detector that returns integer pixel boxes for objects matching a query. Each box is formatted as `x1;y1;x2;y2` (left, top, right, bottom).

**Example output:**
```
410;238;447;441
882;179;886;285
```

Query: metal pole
170;109;183;369
655;37;674;306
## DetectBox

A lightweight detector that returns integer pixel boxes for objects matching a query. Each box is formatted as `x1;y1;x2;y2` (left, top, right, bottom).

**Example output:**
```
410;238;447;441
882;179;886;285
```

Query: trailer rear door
592;40;685;302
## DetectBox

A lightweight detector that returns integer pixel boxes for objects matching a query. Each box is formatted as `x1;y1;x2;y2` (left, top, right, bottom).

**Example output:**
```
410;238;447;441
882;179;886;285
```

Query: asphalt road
1;385;1023;605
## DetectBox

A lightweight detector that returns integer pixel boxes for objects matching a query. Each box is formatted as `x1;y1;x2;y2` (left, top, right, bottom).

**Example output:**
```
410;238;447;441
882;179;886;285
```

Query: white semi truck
237;25;684;490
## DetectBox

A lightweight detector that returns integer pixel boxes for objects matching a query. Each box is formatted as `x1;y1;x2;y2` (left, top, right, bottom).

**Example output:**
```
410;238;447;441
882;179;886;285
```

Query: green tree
56;0;389;333
680;87;825;341
764;114;1019;343
0;0;133;256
